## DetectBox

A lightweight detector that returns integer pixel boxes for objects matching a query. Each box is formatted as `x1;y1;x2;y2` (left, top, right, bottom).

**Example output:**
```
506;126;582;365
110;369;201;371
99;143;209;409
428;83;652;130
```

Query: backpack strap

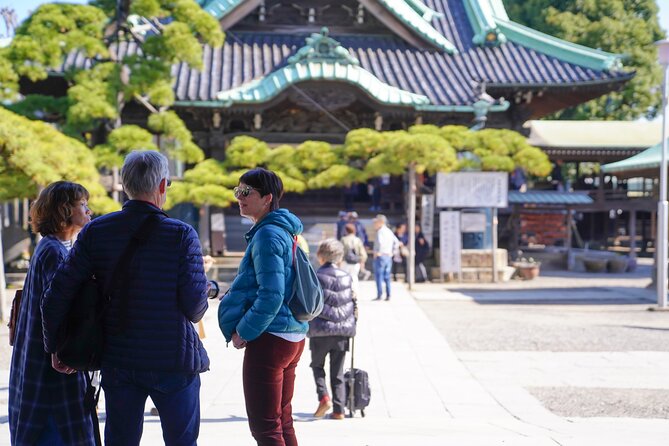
107;212;166;334
291;235;298;266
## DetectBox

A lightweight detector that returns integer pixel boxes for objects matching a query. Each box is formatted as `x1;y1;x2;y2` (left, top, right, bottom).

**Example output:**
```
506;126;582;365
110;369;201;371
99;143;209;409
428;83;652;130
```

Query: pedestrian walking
218;168;308;446
372;214;399;301
340;223;367;297
309;239;357;420
42;151;210;445
414;223;431;283
9;181;95;445
392;223;408;282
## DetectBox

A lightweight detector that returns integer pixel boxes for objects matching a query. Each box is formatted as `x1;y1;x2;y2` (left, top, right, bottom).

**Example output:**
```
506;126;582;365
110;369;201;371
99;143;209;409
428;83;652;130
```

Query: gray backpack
286;234;324;321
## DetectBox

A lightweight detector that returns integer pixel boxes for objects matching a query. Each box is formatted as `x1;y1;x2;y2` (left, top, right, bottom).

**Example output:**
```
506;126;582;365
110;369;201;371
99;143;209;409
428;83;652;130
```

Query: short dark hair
30;181;89;236
239;168;284;212
345;223;356;234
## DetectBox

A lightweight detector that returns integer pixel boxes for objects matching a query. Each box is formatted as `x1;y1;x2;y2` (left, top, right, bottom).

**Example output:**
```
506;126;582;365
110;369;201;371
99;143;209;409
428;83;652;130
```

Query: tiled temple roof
58;0;631;109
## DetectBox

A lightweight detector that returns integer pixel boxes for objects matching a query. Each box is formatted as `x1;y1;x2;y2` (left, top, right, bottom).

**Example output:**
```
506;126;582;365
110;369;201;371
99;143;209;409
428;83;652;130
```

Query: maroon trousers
243;333;305;446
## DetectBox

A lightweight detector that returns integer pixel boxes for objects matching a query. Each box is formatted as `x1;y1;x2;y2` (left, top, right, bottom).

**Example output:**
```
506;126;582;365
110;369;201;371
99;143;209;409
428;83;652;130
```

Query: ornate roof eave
207;28;434;109
463;0;624;71
201;0;456;53
212;61;431;109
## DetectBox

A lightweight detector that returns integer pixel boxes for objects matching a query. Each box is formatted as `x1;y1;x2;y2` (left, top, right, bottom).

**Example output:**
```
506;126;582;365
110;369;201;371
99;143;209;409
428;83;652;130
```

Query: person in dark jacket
42;151;209;446
309;238;356;420
9;181;94;445
415;223;431;283
218;168;308;446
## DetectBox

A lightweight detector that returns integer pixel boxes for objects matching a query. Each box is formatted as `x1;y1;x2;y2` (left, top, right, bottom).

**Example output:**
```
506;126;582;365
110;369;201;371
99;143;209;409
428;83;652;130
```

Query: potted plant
512;257;541;280
583;257;607;273
607;255;628;273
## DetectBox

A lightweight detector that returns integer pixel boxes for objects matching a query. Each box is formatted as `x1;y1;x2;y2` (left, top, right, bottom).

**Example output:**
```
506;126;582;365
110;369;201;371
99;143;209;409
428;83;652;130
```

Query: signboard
461;212;486;233
421;194;435;251
211;213;225;232
439;211;461;274
436;172;509;208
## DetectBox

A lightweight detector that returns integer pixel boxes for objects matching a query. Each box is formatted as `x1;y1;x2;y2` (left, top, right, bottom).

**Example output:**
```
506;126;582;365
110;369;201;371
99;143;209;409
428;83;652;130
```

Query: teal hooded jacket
218;209;309;342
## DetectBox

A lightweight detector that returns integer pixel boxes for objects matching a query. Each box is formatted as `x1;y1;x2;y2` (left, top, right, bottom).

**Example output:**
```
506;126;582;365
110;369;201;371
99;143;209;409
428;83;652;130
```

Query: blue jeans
101;368;201;446
374;255;392;299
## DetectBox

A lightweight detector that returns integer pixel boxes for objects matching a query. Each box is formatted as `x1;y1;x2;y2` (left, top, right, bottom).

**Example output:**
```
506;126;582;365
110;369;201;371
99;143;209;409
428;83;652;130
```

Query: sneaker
373;296;382;301
330;412;345;420
314;397;332;418
385;296;391;301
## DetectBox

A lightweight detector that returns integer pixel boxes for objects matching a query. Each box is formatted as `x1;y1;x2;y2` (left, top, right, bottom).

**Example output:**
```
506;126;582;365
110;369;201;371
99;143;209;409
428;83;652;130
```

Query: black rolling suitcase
345;336;371;417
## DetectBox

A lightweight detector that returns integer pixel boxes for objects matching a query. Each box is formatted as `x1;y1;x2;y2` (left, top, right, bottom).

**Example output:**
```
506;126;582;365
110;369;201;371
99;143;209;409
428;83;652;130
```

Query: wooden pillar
629;209;637;261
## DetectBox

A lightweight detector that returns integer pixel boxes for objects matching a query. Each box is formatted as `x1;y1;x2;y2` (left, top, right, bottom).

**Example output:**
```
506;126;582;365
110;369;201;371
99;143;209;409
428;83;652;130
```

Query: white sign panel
211;213;225;231
460;213;486;233
440;211;461;274
436;172;509;208
421;194;435;250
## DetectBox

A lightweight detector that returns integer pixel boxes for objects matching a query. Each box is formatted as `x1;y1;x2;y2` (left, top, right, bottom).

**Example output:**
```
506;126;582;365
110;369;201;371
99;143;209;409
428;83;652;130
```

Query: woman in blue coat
9;181;93;445
218;168;308;446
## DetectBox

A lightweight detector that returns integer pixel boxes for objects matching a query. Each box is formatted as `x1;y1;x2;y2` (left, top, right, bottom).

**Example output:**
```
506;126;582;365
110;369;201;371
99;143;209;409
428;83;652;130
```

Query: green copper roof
601;141;667;174
375;0;456;53
215;29;431;108
405;0;444;22
201;0;456;53
463;0;507;46
463;0;623;71
201;0;243;19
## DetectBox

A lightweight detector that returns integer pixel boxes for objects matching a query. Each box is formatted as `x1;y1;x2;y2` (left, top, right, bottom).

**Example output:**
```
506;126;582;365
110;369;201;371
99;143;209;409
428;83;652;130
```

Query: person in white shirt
372;214;398;301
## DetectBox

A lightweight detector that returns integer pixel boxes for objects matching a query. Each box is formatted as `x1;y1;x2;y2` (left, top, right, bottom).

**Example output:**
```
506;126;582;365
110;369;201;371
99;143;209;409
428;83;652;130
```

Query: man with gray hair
42;150;209;445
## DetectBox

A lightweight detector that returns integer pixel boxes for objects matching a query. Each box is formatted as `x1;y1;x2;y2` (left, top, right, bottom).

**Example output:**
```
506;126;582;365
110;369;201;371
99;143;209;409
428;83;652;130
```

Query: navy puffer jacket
42;200;209;373
308;263;356;338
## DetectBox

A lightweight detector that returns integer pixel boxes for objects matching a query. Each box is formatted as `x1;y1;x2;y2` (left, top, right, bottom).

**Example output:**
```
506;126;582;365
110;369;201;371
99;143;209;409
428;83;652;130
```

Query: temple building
16;0;635;255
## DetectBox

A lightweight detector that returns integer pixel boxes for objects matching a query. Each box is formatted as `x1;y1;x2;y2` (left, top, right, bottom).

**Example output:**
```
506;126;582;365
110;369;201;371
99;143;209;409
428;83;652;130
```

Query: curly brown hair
30;181;89;236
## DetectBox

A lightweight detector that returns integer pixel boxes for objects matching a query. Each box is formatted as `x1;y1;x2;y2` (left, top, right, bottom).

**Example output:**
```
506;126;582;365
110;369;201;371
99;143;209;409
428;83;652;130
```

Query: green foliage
4;95;70;121
505;0;665;120
147;111;204;163
92;125;158;169
67;63;119;129
224;136;271;168
165;158;236;209
8;4;109;82
0;108;117;214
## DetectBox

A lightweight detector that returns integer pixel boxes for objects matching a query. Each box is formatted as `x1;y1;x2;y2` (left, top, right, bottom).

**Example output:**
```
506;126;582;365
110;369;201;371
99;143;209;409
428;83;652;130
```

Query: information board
436;172;508;208
439;211;461;274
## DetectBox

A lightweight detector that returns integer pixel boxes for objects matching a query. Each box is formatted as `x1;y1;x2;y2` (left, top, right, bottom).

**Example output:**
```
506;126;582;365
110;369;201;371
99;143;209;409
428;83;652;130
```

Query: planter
583;258;607;273
512;262;541;280
607;256;628;273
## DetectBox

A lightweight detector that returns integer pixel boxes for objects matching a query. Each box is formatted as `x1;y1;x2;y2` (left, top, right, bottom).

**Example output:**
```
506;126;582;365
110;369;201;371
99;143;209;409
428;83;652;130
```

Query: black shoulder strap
106;213;165;333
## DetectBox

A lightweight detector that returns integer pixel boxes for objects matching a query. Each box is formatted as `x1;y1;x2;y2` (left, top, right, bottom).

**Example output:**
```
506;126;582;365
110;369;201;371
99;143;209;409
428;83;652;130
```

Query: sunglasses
234;186;261;198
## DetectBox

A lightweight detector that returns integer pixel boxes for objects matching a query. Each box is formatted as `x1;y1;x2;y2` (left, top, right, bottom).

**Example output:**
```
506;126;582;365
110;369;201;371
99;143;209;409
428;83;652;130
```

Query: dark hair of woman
240;168;284;212
30;181;90;236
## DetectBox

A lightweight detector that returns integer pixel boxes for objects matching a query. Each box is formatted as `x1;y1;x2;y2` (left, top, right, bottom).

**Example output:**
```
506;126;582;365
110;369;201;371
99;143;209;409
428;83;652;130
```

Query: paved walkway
1;278;668;445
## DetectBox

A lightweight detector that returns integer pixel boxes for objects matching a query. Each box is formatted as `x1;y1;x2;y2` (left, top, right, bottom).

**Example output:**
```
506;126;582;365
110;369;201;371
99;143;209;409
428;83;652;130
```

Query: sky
3;0;669;34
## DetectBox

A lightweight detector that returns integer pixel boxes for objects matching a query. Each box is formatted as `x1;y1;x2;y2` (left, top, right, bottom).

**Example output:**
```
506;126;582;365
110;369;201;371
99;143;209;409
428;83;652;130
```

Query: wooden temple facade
21;0;636;255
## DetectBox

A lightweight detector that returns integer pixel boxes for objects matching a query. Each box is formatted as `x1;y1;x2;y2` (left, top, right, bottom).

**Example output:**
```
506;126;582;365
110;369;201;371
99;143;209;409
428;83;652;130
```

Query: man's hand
51;353;76;374
232;332;247;349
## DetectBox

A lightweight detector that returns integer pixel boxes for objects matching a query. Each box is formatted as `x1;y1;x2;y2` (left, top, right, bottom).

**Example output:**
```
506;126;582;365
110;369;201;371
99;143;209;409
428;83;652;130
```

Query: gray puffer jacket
308;263;356;338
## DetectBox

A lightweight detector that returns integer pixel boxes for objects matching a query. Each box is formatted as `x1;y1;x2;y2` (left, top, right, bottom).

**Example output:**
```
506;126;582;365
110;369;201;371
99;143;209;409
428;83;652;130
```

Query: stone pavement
2;277;669;445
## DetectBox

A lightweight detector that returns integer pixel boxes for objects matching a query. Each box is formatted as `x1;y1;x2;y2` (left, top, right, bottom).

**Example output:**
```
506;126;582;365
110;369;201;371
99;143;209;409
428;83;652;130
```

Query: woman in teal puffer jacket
218;168;308;446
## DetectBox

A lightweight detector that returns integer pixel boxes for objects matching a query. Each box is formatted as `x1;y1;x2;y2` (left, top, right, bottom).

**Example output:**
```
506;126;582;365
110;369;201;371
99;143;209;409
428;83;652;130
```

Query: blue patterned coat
9;235;95;445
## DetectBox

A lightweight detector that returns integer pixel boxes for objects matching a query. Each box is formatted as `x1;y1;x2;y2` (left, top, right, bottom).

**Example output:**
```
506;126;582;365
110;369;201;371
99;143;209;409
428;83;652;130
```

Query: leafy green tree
0;108;116;213
1;0;224;202
505;0;665;120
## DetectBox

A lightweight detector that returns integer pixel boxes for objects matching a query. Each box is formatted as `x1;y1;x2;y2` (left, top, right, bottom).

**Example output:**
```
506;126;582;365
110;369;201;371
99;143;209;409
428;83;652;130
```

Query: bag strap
84;371;103;446
106;213;166;333
290;235;298;266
